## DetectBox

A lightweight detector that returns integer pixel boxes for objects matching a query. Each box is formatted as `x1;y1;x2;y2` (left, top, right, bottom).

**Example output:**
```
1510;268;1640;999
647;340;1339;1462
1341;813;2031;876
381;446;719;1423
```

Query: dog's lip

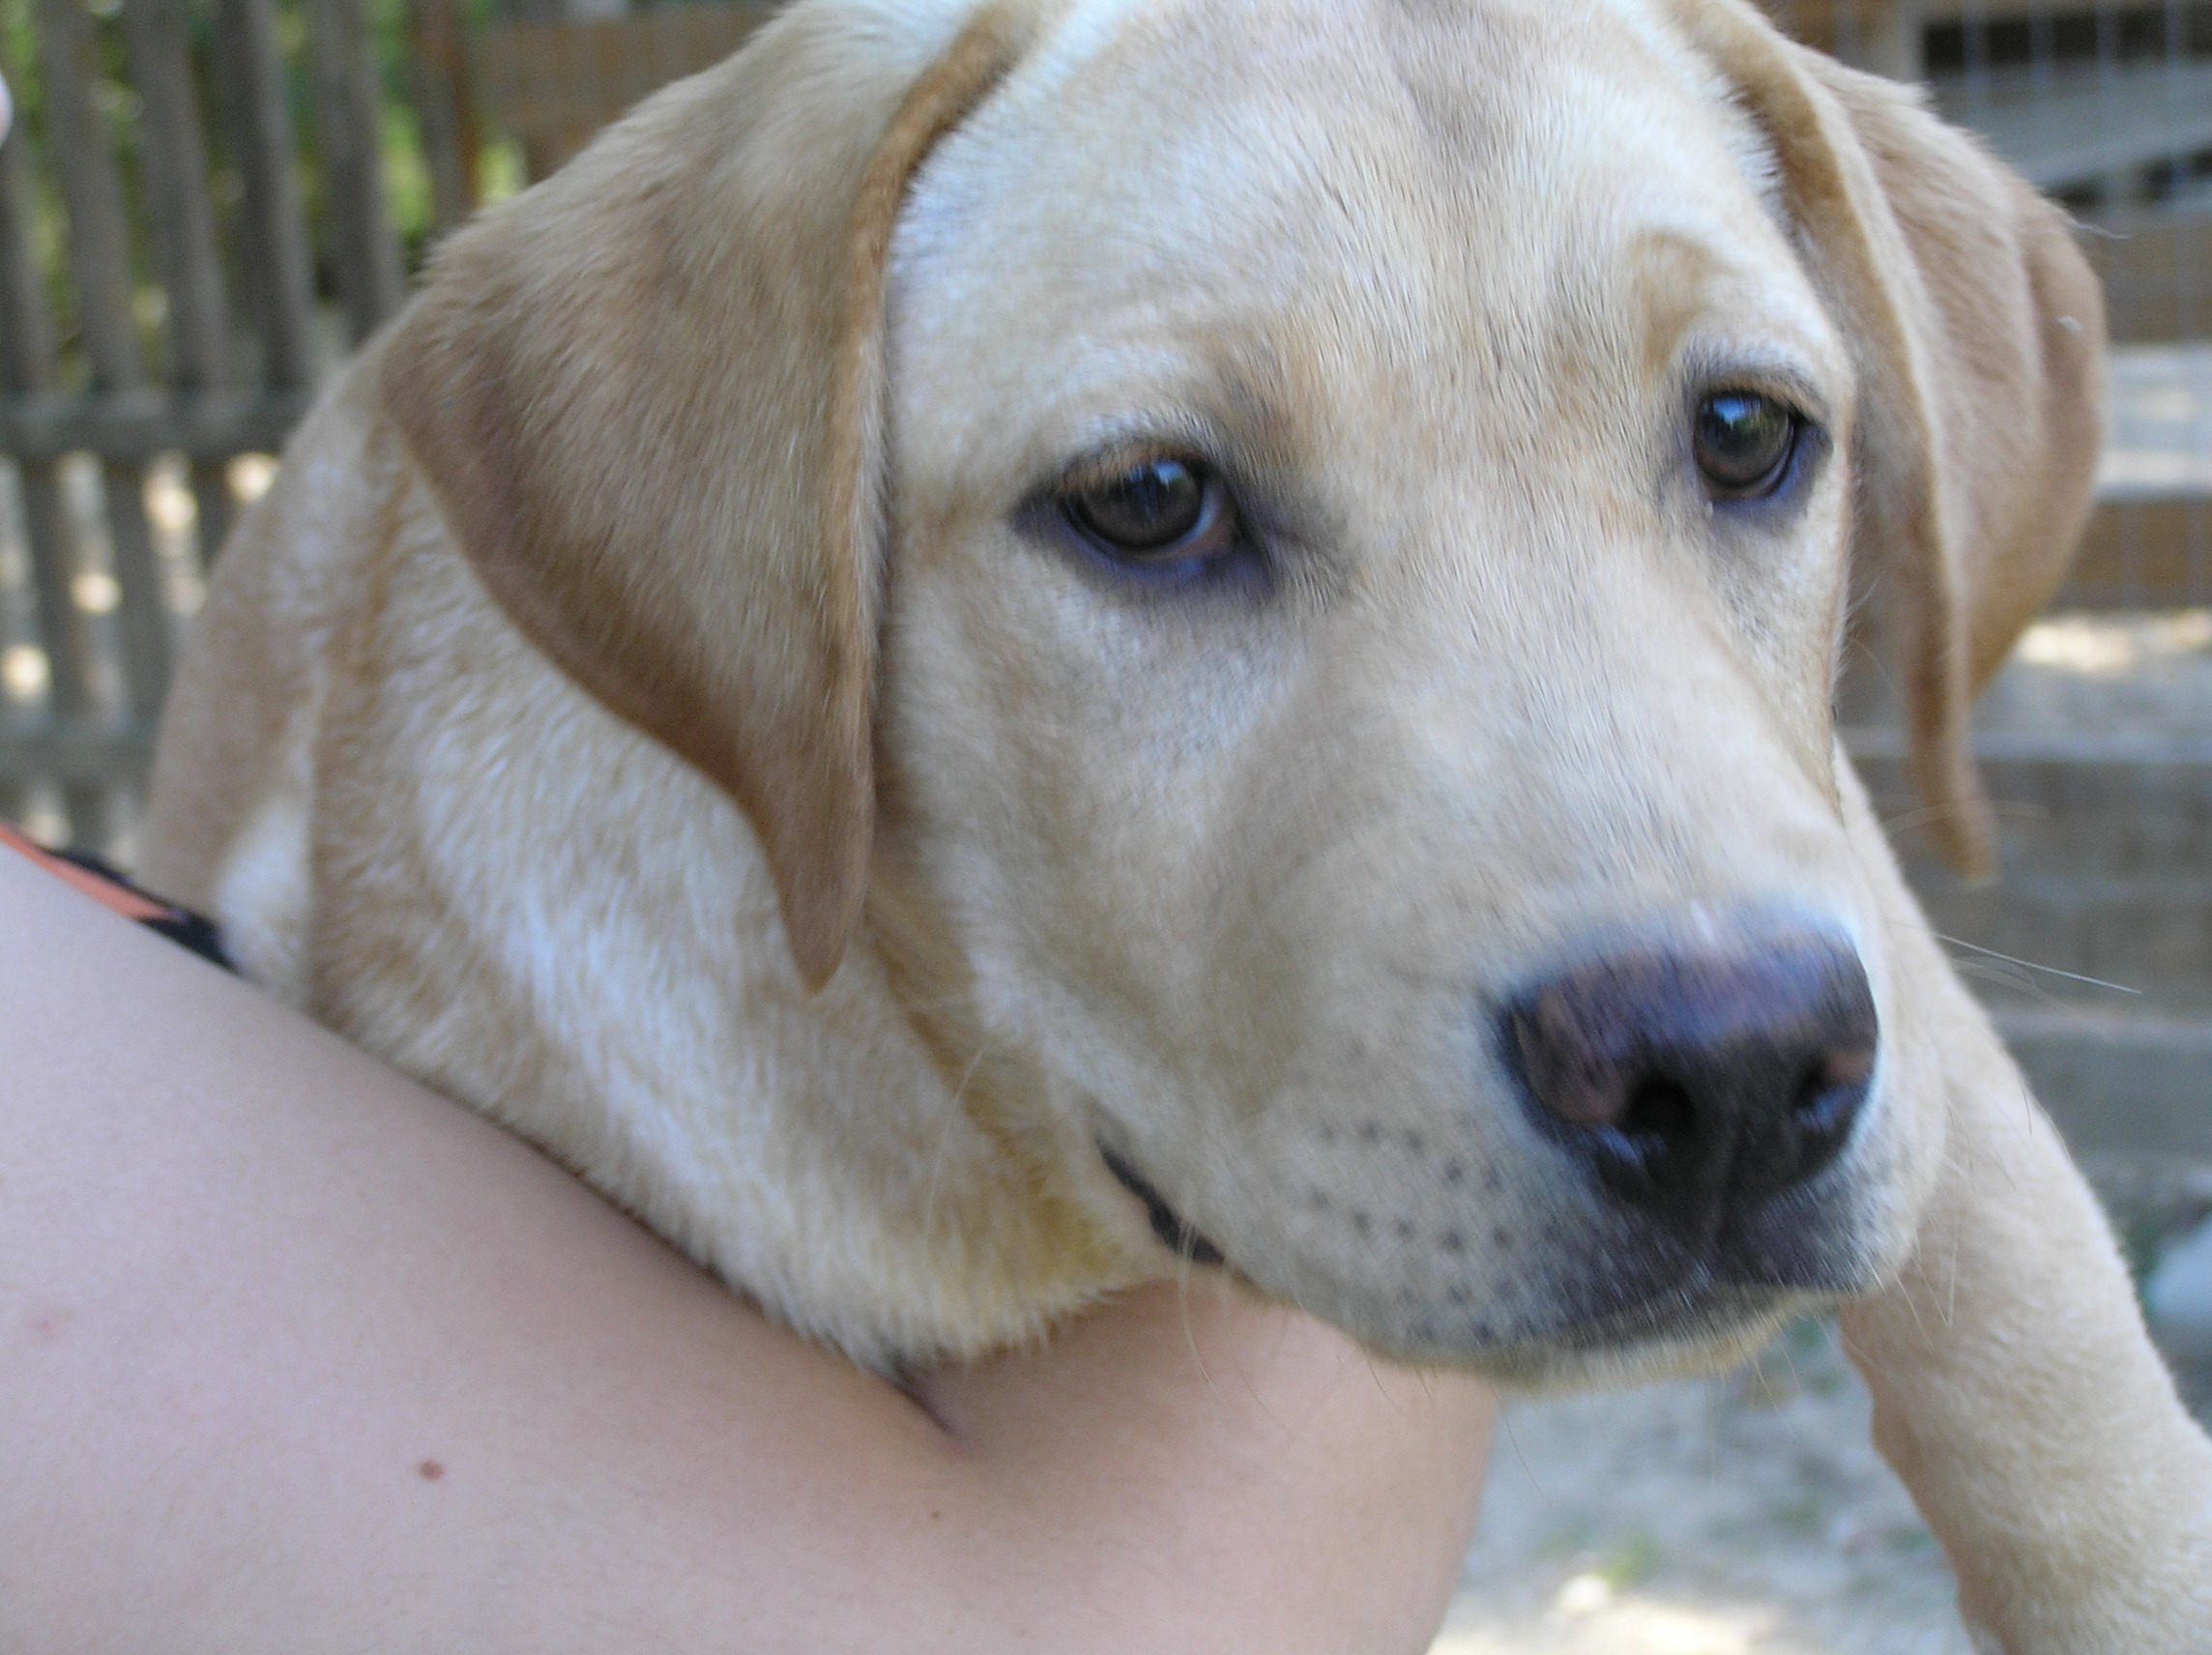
1098;1143;1227;1267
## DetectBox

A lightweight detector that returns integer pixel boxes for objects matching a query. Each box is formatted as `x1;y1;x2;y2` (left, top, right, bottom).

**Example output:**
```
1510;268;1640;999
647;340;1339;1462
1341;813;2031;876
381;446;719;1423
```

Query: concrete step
1902;875;2212;1014
1849;731;2212;1157
1850;734;2212;883
1996;1009;2212;1159
1849;734;2212;1016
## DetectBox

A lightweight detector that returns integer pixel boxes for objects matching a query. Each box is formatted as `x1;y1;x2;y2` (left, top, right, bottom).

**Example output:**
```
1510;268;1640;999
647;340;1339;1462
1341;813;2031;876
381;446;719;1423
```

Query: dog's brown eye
1694;392;1799;498
1065;458;1232;565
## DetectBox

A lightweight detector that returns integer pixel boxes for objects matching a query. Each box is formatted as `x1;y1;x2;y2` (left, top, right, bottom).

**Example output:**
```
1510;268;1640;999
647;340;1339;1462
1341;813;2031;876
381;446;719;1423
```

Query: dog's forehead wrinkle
1373;0;1789;222
1371;0;1557;162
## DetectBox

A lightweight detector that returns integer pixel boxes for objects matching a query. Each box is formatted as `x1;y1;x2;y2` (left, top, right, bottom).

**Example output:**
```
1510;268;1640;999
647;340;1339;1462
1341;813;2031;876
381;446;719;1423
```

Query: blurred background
0;1;2202;1648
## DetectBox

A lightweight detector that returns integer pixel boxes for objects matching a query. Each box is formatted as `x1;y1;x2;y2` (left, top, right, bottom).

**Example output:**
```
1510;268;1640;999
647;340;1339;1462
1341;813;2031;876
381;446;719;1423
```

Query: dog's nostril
1505;927;1876;1230
1620;1077;1696;1146
1793;1051;1864;1129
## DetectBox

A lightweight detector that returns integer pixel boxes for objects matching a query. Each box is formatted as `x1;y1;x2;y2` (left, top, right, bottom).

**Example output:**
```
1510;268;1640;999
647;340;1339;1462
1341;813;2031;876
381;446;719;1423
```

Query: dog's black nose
1506;929;1876;1230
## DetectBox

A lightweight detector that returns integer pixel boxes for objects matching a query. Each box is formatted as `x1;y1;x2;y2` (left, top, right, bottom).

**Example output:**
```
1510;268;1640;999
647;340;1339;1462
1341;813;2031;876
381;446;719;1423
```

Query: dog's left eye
1063;457;1237;568
1694;392;1802;499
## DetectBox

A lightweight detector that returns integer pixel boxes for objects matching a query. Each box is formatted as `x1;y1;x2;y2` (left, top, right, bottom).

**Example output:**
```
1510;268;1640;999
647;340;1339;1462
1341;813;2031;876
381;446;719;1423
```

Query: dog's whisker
920;1040;995;1245
1925;927;2142;998
1950;960;2087;1020
1359;1347;1396;1410
1879;798;2048;835
1500;1411;1550;1511
1172;1261;1220;1400
1948;958;2042;1000
895;990;989;1016
1877;803;1947;833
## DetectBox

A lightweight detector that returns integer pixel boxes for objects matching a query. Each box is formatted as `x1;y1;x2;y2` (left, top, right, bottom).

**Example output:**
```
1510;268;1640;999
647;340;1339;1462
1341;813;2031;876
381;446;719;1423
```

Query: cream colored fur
143;0;2212;1646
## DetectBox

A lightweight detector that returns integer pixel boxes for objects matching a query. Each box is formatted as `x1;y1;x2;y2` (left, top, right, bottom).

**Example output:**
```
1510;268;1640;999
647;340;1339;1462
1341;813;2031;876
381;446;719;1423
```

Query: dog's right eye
1063;457;1237;569
1693;392;1802;500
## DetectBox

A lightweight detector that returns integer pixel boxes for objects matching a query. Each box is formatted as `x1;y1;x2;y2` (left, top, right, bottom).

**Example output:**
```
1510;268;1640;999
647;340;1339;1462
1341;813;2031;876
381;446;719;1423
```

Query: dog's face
880;0;1884;1377
383;0;2103;1379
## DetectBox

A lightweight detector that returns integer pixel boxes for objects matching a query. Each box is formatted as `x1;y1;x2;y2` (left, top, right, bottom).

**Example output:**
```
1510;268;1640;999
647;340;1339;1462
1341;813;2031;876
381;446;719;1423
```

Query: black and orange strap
2;819;235;971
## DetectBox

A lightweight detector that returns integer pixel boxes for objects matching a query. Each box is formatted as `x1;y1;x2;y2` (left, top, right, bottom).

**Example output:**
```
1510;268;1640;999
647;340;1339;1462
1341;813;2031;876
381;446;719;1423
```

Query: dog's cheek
1695;475;1856;798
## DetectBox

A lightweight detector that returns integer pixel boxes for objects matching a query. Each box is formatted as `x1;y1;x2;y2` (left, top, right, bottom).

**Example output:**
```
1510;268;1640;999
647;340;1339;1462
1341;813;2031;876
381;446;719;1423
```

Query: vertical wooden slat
37;0;172;727
101;477;171;726
125;0;228;387
188;450;234;562
479;7;778;185
2;29;104;847
306;0;405;342
0;36;95;736
591;15;618;133
409;0;478;238
215;0;317;392
37;0;135;385
123;0;238;559
518;15;568;180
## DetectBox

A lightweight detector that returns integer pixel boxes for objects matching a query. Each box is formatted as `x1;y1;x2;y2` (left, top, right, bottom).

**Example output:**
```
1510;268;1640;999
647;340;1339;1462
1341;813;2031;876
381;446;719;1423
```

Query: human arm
0;846;1492;1654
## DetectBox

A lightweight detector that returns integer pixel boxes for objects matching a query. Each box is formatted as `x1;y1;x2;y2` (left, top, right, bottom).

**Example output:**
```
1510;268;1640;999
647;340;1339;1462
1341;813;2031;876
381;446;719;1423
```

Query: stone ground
1430;611;2212;1655
1440;1319;1971;1655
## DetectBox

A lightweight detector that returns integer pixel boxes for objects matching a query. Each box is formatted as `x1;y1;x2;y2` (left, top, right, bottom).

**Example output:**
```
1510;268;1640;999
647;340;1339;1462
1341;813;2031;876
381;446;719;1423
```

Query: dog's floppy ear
1668;0;2107;877
379;1;1047;987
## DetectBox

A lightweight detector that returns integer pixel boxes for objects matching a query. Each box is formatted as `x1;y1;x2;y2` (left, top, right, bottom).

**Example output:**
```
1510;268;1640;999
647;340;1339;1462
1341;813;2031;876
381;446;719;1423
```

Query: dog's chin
1241;1249;1855;1388
1286;1280;1820;1388
1442;1290;1820;1391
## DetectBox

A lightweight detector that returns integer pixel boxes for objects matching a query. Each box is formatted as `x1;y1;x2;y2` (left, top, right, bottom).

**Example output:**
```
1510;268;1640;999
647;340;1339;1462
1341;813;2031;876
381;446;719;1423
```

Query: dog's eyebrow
1674;333;1834;431
1628;229;1834;422
1192;346;1355;556
1632;230;1729;383
1040;340;1317;508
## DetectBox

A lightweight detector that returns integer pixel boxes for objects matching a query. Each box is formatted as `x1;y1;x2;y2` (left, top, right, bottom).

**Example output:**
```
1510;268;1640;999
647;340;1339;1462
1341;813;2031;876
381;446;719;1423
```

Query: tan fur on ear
1666;0;2108;877
380;0;1048;988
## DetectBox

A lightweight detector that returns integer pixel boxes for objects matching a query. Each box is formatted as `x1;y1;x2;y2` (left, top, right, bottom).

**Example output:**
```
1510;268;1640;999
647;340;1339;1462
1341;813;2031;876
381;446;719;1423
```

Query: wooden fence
0;0;769;857
0;0;405;852
478;2;771;178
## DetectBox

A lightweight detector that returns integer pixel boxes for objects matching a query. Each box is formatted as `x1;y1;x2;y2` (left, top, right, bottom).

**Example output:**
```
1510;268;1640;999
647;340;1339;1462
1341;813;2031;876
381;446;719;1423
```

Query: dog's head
382;0;2104;1379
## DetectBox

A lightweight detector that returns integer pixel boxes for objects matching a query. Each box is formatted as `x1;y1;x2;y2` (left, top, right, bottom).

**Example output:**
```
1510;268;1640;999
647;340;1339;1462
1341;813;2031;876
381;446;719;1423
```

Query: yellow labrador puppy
143;0;2212;1644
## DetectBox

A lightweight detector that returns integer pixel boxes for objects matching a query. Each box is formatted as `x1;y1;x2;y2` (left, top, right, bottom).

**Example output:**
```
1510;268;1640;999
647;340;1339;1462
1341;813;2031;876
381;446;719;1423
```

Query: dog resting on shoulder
142;0;2212;1647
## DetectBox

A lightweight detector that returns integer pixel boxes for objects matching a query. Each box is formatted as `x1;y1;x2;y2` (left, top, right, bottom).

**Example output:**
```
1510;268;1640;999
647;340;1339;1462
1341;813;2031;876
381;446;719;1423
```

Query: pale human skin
0;849;1493;1654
